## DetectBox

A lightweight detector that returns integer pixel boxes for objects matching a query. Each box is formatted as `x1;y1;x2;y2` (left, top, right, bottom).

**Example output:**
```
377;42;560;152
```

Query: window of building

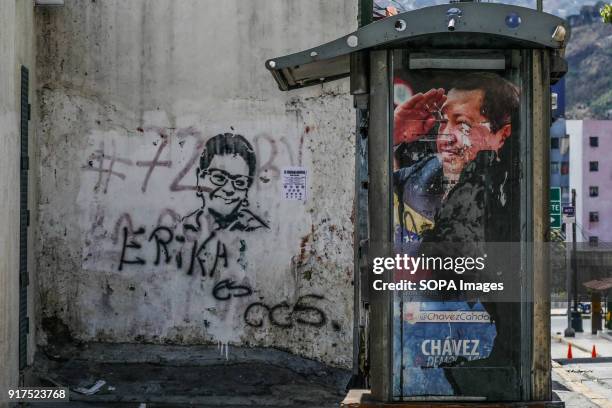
589;236;599;246
590;136;599;147
551;138;559;149
560;136;570;155
551;161;559;174
561;161;569;175
590;186;599;197
589;212;599;222
561;187;570;203
589;161;599;171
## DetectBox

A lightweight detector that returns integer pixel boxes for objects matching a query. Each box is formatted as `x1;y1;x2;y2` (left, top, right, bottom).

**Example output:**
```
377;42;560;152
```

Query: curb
598;331;612;342
555;356;612;365
552;335;592;354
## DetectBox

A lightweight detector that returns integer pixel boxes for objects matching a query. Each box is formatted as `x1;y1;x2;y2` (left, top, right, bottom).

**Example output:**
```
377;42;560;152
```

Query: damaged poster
391;53;523;400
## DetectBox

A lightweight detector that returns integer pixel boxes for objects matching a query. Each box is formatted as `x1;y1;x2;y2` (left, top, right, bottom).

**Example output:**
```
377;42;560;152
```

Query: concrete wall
35;0;357;368
0;0;37;404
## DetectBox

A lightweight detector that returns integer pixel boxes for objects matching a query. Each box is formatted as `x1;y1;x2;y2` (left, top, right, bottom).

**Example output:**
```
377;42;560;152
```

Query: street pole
572;189;578;313
569;188;583;332
564;189;576;337
564;203;575;336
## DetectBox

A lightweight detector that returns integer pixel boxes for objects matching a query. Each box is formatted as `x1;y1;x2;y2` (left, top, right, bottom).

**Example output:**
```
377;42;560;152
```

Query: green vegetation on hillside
566;20;612;119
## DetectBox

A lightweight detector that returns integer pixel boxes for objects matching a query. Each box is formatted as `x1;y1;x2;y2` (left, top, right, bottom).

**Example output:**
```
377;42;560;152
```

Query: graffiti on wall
81;129;274;268
82;127;300;194
115;133;269;276
244;294;327;328
78;126;337;345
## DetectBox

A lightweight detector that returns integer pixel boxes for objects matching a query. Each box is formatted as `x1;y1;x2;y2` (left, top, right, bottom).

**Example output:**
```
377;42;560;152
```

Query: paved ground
22;315;612;407
25;343;351;407
551;314;612;408
563;362;612;400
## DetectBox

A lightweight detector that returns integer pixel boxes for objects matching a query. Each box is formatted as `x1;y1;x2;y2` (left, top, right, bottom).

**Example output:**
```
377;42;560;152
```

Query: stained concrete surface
1;0;39;401
35;0;357;370
26;342;349;407
24;354;612;408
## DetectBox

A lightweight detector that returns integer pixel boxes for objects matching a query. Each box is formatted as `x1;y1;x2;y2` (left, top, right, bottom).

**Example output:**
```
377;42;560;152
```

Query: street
552;314;570;335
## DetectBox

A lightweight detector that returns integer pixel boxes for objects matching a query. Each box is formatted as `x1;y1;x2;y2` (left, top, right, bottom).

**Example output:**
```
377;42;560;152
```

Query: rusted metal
531;49;552;401
367;49;393;401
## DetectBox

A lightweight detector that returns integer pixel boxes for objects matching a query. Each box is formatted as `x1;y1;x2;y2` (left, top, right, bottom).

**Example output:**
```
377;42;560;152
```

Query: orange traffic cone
567;343;573;359
592;345;597;358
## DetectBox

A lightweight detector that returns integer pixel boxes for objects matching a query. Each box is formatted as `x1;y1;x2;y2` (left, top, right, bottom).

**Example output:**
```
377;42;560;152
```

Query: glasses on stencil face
202;168;252;191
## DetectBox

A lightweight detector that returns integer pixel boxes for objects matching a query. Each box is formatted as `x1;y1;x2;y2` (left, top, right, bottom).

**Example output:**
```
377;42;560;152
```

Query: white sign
563;205;575;223
282;167;307;201
404;309;491;324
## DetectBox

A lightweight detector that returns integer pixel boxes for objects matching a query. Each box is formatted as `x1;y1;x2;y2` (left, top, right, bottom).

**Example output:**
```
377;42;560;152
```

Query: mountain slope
565;21;612;119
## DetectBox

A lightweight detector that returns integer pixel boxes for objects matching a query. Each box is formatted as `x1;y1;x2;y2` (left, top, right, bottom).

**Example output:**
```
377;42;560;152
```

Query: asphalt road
552;314;569;335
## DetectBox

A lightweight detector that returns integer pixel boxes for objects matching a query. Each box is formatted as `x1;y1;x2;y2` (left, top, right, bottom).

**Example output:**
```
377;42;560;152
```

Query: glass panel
551;161;560;174
391;49;523;400
561;161;569;175
561;186;570;202
551;138;560;149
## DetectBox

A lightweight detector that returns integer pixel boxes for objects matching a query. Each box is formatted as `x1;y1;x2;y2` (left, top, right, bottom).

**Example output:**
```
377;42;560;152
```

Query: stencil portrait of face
198;154;252;220
192;133;268;232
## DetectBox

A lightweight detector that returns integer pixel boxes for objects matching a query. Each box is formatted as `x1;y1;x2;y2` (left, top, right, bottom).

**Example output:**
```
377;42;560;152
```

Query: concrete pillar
0;1;37;405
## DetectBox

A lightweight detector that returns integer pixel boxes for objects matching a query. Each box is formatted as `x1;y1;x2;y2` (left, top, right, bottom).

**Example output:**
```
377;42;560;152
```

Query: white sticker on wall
282;167;307;201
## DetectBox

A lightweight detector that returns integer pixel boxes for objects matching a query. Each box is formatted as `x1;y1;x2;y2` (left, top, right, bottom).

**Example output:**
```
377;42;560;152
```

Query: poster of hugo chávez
391;53;524;400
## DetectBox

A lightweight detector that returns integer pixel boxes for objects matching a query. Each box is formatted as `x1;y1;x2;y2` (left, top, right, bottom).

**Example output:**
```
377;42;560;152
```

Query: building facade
568;120;612;244
550;79;570;237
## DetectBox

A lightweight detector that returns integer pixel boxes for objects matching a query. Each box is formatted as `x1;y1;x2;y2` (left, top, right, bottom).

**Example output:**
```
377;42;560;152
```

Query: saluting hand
393;88;446;146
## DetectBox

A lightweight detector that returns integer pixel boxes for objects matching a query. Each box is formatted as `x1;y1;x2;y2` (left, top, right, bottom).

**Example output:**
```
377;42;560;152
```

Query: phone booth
266;2;568;405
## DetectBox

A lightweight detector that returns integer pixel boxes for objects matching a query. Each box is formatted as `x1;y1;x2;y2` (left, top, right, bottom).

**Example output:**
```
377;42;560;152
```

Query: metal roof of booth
584;277;612;292
265;3;569;90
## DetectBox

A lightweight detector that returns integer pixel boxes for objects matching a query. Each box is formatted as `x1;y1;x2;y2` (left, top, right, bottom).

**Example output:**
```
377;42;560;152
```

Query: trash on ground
74;379;106;395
